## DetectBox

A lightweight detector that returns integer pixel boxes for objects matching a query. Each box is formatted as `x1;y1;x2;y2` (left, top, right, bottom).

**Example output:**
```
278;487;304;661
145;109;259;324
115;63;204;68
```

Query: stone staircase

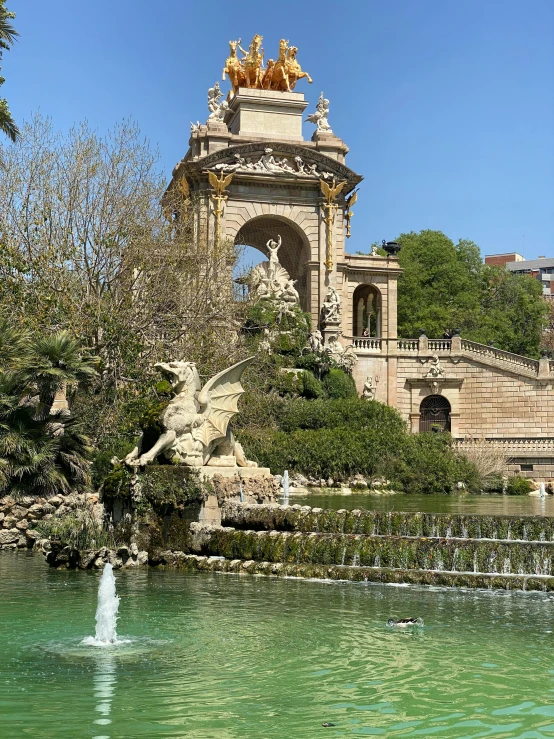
162;503;554;593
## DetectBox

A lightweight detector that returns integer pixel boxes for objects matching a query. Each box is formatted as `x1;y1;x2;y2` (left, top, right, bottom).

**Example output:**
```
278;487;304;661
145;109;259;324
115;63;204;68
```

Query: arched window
419;395;451;433
352;284;381;337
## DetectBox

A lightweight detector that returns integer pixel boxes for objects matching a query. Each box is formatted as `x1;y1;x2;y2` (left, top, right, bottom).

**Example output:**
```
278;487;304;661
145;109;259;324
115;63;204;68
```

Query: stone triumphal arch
161;35;554;479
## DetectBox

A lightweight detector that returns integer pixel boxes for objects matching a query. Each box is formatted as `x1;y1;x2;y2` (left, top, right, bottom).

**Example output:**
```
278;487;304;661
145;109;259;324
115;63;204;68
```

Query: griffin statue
124;358;257;469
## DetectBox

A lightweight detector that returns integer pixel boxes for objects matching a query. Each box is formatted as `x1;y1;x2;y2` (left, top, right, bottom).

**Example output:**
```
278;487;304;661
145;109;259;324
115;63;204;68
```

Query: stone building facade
167;86;554;479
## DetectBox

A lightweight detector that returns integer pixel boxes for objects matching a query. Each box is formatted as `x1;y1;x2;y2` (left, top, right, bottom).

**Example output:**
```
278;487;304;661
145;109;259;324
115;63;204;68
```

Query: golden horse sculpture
222;39;246;93
222;35;312;94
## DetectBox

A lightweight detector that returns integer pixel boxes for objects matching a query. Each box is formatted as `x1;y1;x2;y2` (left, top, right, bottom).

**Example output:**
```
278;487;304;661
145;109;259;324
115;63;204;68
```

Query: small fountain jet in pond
387;618;424;628
282;469;290;505
540;482;546;499
84;563;121;646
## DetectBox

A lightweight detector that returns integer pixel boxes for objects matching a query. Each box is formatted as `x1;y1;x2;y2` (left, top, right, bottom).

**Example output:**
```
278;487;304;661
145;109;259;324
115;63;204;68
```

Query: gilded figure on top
222;35;312;94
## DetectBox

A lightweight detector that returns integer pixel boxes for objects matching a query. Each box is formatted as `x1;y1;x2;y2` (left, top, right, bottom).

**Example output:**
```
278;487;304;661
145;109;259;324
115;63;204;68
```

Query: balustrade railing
428;339;452;351
460;340;539;372
350;337;382;351
455;437;554;453
397;339;418;351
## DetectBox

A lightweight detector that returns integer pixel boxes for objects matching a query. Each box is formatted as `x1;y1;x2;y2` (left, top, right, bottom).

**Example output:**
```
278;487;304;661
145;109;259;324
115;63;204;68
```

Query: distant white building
484;253;554;298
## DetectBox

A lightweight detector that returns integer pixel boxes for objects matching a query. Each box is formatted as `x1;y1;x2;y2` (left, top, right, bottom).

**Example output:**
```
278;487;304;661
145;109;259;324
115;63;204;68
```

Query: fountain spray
94;563;120;645
283;470;289;505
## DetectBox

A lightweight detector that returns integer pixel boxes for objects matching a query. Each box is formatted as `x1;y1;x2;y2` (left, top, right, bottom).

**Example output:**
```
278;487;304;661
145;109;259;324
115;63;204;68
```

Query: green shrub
505;475;533;496
238;426;405;482
35;505;126;550
276;398;407;434
298;370;323;399
387;433;482;495
321;368;358;399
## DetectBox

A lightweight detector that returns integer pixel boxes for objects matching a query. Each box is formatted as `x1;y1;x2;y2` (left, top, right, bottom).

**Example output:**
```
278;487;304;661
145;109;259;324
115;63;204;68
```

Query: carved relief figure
322;285;341;324
426;354;446;378
124;359;257;469
210;150;334;179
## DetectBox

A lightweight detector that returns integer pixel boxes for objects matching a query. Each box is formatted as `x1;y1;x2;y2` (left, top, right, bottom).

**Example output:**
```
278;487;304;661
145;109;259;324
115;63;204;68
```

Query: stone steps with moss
158;553;554;592
222;502;554;541
195;526;554;577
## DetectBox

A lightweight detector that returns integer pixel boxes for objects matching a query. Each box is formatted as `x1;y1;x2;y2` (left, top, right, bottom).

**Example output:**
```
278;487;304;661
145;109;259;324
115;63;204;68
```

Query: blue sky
4;0;554;259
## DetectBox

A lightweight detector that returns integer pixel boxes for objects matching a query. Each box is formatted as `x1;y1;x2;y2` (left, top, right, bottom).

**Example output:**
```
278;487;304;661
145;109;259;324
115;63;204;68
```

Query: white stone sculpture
266;234;282;282
322;285;341;324
124;358;257;468
370;244;379;256
362;376;376;401
248;236;300;319
325;334;357;372
426;354;446;379
211;148;334;179
190;121;202;133
207;82;228;123
308;329;324;353
305;92;332;132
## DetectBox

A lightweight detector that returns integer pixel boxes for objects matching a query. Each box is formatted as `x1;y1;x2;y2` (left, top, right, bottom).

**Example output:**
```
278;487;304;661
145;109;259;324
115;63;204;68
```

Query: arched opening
352;284;382;337
234;216;311;309
419;395;451;433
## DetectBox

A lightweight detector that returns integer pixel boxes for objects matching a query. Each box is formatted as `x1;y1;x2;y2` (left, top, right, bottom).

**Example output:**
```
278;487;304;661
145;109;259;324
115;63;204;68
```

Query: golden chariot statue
222;35;312;95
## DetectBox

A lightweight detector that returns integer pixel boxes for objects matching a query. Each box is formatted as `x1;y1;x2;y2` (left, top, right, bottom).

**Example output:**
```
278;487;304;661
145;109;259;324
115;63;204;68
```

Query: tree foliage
0;322;96;496
0;1;18;143
0;114;246;445
392;230;548;357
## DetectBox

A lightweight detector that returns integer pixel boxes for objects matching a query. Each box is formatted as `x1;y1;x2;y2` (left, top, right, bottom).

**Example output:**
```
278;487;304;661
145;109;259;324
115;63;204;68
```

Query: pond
290;490;554;517
3;552;554;738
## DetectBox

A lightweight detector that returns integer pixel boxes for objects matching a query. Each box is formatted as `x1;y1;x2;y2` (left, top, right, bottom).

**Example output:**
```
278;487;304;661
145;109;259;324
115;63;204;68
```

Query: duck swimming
387;617;424;627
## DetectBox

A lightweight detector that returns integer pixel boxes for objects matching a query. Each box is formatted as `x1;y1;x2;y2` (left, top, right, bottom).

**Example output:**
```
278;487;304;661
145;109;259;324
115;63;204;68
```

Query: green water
291;491;554;517
4;553;554;738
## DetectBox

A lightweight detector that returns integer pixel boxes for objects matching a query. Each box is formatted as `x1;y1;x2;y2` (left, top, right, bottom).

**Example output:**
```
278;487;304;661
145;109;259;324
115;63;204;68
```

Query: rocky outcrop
37;539;149;570
0;493;103;551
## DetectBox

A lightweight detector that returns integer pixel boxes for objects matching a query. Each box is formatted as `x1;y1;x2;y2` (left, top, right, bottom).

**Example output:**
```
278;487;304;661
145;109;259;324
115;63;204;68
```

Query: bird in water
387;617;424;627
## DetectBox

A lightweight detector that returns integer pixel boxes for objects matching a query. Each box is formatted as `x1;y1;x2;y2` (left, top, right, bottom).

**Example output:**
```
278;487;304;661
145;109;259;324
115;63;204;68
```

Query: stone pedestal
198;466;272;480
225;88;308;141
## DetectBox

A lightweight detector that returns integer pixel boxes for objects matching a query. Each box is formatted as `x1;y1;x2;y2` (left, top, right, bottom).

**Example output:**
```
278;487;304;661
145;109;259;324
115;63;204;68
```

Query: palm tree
0;2;19;143
0;324;97;497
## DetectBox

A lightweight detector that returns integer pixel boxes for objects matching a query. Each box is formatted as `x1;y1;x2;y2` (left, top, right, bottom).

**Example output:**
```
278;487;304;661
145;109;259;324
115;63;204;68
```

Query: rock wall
0;493;102;551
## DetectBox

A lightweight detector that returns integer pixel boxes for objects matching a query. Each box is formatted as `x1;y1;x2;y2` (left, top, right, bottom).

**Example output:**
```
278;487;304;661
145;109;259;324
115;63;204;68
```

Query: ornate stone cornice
175;142;362;189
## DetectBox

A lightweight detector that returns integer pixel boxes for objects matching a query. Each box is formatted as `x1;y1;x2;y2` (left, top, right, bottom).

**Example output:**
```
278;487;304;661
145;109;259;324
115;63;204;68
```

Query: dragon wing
194;356;255;448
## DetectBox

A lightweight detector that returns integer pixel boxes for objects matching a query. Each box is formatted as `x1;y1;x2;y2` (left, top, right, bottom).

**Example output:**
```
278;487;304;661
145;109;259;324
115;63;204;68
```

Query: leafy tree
391;230;547;357
0;1;18;143
0;114;245;444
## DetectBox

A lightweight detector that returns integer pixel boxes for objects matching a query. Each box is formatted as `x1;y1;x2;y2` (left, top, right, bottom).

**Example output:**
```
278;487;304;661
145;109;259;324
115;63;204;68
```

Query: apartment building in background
484;252;554;298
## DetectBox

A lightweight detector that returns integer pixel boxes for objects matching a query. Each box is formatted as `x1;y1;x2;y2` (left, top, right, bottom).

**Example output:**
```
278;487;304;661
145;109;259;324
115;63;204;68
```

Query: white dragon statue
124;357;257;468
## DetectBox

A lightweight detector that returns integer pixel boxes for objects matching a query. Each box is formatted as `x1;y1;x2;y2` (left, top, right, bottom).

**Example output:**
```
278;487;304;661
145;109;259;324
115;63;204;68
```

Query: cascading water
83;563;120;647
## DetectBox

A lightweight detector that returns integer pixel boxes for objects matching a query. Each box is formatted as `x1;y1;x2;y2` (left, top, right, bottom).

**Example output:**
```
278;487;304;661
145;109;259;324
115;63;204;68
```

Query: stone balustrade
346;334;552;378
455;437;554;455
460;339;540;373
